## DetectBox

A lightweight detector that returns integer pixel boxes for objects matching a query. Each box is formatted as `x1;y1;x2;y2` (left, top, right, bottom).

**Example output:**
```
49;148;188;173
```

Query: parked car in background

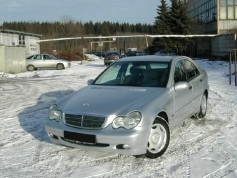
93;51;106;58
104;51;121;66
45;55;209;159
26;54;71;71
126;51;148;57
155;50;176;56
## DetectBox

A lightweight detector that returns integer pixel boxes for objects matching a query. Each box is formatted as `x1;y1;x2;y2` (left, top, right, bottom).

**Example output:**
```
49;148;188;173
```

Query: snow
0;55;237;178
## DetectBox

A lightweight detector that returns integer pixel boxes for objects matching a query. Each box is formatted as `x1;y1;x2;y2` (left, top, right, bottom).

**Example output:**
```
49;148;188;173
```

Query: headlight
48;104;62;121
112;111;142;129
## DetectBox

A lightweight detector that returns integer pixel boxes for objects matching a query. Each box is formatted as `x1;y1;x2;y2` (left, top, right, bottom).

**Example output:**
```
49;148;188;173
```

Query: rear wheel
57;63;64;70
198;93;207;118
145;117;170;159
27;65;35;71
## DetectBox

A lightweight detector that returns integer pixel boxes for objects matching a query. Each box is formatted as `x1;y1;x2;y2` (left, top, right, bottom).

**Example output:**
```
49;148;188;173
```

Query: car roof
118;55;177;62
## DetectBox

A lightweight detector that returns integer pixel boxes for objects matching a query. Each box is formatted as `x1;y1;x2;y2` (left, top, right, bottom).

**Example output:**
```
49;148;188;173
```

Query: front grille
64;114;105;129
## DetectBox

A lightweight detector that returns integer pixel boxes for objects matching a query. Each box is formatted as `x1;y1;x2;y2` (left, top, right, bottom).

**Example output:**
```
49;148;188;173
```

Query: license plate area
64;131;96;144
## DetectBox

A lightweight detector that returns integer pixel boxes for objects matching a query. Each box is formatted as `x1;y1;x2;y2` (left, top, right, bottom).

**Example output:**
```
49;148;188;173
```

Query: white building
188;0;237;57
0;29;42;57
0;29;42;73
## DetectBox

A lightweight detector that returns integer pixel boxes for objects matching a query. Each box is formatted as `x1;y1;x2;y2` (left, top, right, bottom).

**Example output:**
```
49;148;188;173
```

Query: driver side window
33;55;42;60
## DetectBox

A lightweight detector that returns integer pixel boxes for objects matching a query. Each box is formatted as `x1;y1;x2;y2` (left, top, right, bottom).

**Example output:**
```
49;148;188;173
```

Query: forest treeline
0;0;194;57
1;21;154;37
1;21;154;54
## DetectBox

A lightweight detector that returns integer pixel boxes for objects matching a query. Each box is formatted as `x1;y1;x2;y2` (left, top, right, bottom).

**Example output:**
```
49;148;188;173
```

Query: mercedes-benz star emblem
83;102;89;110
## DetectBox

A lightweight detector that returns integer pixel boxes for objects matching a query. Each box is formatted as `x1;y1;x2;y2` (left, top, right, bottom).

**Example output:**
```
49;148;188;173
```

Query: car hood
57;85;166;117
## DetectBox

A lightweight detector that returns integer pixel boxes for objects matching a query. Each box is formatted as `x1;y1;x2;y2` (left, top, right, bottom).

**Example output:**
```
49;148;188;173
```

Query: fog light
116;144;131;150
48;133;58;139
122;144;131;149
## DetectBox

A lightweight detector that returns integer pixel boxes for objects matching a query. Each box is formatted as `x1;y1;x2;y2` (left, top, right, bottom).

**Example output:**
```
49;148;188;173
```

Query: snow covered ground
0;55;237;178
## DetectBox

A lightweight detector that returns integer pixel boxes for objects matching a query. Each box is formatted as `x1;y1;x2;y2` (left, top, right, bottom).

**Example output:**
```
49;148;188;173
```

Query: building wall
188;0;237;57
0;46;6;72
25;36;40;57
212;34;237;57
0;32;40;57
0;33;18;46
219;20;237;33
0;46;26;73
188;0;218;34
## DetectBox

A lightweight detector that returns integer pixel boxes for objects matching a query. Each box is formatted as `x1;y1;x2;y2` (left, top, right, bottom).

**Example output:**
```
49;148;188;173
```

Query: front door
172;60;193;128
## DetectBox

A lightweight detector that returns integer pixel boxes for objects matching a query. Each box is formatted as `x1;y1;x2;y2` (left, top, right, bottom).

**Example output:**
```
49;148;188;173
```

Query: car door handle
189;86;192;90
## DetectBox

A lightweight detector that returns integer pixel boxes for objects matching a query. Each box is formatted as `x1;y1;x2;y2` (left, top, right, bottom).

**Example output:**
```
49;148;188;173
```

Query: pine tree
169;0;192;54
152;0;171;51
170;0;191;34
154;0;170;35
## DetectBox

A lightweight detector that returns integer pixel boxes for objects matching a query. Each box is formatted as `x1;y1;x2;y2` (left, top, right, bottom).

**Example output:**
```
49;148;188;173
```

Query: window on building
220;6;227;19
190;0;217;23
220;0;237;20
228;0;234;5
19;34;25;45
19;35;22;45
220;0;227;6
236;6;237;18
228;6;235;19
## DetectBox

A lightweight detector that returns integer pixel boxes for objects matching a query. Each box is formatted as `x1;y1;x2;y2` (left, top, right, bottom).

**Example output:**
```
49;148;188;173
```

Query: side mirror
174;81;188;91
87;79;94;85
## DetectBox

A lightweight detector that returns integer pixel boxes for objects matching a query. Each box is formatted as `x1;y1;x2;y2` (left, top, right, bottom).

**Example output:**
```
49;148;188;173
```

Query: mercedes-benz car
45;55;209;158
26;54;71;71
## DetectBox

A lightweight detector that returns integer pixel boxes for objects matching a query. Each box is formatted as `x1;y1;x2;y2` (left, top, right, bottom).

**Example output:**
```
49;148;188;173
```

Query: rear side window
43;55;52;59
181;60;200;80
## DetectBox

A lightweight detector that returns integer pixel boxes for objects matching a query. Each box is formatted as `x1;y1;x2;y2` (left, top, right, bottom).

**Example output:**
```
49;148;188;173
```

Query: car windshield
94;61;170;87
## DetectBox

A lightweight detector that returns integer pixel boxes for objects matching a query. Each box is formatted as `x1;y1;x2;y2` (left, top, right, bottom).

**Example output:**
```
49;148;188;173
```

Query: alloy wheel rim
147;123;167;153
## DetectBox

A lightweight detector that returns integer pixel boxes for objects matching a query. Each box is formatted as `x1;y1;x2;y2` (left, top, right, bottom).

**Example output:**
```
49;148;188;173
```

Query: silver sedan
26;54;71;71
45;55;209;158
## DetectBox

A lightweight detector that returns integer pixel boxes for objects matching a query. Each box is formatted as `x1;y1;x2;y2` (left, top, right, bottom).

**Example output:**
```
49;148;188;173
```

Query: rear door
181;59;203;112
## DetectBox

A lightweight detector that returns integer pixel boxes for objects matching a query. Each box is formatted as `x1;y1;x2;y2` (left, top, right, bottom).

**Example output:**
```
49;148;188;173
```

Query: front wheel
145;117;170;159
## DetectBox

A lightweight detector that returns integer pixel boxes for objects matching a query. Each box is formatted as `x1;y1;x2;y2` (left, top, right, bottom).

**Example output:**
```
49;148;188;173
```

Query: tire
57;63;64;70
145;117;170;159
27;65;35;71
198;93;207;118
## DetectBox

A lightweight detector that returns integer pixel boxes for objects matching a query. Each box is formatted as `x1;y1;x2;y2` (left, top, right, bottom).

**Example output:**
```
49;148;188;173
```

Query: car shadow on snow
18;90;74;143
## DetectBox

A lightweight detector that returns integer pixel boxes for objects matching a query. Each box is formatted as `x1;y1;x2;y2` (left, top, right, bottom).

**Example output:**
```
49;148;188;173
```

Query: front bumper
66;62;71;68
45;119;150;156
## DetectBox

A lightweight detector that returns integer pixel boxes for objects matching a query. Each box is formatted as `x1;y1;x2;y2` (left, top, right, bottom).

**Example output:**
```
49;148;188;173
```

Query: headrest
130;65;146;75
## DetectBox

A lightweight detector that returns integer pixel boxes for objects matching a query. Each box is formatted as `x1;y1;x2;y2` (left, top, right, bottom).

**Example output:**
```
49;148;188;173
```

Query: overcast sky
0;0;171;25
